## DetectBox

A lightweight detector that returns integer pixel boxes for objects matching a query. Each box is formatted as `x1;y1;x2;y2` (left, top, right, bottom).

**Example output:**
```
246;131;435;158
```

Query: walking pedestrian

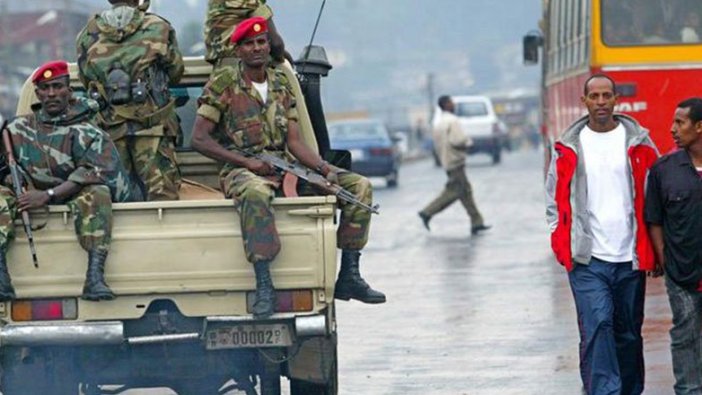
545;74;659;395
418;95;490;235
645;97;702;395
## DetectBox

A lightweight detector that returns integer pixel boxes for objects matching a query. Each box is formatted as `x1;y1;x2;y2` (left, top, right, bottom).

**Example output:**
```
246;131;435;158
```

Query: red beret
32;60;69;85
231;17;268;45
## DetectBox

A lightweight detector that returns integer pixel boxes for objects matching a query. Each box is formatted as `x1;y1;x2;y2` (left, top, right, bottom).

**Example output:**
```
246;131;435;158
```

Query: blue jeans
666;275;702;395
568;257;646;395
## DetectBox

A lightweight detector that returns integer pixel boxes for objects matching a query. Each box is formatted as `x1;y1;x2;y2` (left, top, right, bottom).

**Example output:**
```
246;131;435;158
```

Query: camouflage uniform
0;98;137;254
76;4;184;201
205;0;273;65
197;60;373;264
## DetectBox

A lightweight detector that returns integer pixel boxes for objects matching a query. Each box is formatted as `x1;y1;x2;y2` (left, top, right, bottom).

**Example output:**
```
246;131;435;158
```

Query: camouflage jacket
2;98;137;203
205;0;273;63
197;59;298;178
76;5;184;140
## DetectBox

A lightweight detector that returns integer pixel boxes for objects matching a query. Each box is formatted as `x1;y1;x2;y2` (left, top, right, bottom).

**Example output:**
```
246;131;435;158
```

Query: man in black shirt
645;97;702;395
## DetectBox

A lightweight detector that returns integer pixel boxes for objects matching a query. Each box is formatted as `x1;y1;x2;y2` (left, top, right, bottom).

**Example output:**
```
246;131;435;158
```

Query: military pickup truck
1;51;341;395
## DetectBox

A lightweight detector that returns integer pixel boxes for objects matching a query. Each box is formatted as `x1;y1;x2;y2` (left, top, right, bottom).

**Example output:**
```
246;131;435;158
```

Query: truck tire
289;358;337;395
491;147;501;165
386;170;399;188
289;340;338;395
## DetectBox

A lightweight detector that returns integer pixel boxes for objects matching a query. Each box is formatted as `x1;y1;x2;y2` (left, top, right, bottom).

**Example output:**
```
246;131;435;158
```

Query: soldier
0;61;138;301
191;18;385;319
76;0;184;201
205;0;290;66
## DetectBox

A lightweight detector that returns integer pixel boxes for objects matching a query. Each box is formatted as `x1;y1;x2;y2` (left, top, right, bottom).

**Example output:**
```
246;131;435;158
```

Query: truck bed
5;196;338;322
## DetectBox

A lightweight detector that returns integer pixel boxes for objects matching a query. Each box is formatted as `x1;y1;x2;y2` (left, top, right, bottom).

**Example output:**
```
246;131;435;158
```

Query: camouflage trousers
114;136;181;201
0;184;113;253
223;168;373;264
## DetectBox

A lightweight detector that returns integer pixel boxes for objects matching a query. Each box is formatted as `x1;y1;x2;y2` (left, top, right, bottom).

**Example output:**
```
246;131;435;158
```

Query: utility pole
427;72;435;117
426;71;435;126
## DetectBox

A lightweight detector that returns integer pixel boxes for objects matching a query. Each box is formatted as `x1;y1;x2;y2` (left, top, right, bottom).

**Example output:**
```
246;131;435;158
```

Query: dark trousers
568;257;646;395
665;275;702;395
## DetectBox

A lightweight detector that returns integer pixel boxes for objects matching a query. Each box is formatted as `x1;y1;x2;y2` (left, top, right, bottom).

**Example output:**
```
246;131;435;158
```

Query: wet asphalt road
126;148;674;395
333;148;674;395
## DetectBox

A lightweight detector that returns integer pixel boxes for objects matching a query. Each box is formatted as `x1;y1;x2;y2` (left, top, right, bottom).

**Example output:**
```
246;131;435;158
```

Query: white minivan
452;95;505;164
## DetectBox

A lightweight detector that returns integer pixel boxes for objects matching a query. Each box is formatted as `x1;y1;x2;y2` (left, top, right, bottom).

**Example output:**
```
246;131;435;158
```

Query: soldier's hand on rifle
246;158;275;176
318;161;345;185
325;165;342;185
17;190;50;211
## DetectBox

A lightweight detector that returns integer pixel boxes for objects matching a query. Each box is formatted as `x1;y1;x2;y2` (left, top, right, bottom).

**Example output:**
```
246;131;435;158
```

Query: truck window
172;85;203;150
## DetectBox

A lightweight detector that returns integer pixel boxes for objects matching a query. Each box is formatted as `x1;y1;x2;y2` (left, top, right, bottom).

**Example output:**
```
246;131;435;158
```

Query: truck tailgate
5;196;338;319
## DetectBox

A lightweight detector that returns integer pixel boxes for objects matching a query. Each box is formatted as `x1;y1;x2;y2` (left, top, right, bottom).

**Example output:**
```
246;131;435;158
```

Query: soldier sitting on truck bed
205;0;290;66
76;0;184;201
191;18;386;319
0;61;138;302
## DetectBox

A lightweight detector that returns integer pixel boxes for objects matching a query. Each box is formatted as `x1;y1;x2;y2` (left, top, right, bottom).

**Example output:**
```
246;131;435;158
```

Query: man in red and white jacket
545;74;659;395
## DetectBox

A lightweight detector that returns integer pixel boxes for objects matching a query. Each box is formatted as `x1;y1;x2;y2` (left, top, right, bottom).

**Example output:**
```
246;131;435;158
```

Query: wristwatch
46;188;56;202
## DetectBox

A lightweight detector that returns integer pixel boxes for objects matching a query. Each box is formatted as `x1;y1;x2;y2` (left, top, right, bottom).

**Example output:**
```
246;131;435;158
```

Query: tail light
12;299;78;321
369;147;393;156
246;290;313;314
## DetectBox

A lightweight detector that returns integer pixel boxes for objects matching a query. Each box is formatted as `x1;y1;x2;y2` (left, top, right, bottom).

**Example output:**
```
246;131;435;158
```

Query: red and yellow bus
524;0;702;155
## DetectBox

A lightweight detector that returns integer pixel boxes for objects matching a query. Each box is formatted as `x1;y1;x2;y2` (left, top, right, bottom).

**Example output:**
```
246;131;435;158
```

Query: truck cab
1;52;340;395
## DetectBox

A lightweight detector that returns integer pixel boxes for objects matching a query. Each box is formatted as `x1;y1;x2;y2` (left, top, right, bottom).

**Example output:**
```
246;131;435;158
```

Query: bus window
602;0;701;46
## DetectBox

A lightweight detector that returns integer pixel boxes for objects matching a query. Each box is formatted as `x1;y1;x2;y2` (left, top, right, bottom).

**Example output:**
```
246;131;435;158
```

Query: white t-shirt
252;80;268;103
579;123;633;262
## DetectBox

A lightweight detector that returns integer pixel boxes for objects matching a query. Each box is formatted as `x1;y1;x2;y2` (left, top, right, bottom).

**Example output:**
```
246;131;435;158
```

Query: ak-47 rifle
1;121;39;268
233;147;380;215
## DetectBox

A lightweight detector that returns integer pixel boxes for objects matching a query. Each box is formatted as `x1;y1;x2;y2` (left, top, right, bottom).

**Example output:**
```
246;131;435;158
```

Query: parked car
452;95;506;165
328;119;401;187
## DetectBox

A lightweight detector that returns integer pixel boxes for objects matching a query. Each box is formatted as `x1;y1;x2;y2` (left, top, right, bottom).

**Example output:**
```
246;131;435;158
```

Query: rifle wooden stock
232;147;380;214
1;122;39;268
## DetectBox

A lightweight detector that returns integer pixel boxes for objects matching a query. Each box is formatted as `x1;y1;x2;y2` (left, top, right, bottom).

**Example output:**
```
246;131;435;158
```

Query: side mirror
523;31;543;65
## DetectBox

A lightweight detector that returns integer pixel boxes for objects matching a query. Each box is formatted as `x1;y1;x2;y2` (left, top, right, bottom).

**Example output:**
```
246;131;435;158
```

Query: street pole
422;72;436;150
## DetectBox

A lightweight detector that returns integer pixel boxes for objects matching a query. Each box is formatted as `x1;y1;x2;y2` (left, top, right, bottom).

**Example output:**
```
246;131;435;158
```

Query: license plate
205;324;293;349
349;149;365;161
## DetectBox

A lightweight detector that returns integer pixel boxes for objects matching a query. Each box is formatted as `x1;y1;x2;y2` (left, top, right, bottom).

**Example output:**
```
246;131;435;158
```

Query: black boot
0;253;15;301
253;261;276;319
334;250;386;304
82;250;115;301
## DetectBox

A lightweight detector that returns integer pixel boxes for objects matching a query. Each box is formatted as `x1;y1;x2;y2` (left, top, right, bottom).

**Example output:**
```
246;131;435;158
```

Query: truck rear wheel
289;357;337;395
289;340;338;395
